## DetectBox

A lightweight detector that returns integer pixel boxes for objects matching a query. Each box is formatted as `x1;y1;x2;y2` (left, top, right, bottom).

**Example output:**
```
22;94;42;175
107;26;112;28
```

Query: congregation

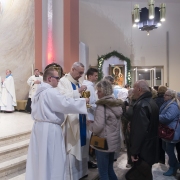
1;62;180;180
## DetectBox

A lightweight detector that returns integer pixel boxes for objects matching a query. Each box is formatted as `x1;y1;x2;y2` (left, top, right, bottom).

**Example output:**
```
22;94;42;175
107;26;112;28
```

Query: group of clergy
25;62;98;180
0;63;99;180
0;69;43;113
0;69;16;112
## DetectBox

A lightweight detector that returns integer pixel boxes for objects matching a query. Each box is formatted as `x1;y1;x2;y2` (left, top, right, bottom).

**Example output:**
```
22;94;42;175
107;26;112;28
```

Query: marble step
0;131;31;147
0;169;25;180
0;155;26;178
5;169;99;180
0;140;29;163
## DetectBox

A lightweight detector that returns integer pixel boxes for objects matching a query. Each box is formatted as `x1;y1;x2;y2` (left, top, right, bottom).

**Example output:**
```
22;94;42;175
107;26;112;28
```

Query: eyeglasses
74;68;84;75
51;76;60;80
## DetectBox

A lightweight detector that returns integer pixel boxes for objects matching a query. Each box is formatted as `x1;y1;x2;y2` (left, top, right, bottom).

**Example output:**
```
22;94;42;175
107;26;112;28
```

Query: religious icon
112;66;124;86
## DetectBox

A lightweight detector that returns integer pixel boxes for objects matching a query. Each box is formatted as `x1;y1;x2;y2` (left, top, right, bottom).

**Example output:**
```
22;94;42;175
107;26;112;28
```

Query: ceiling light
132;0;166;35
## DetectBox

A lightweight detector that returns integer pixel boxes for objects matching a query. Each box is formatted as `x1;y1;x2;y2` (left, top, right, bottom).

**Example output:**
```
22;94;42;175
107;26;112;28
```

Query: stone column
63;0;79;73
35;0;79;72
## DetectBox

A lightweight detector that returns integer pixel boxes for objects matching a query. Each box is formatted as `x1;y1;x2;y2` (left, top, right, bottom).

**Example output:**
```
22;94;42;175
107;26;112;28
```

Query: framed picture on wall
109;64;125;86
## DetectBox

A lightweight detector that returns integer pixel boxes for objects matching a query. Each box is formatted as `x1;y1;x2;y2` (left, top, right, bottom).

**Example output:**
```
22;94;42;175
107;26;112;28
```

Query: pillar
34;0;79;72
63;0;79;73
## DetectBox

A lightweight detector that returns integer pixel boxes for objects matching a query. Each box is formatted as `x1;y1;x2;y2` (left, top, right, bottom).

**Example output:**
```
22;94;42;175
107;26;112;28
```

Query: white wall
79;0;180;91
0;0;34;100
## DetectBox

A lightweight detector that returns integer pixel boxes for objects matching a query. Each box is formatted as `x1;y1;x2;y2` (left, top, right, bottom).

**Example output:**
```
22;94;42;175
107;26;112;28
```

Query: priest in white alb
0;69;16;112
25;67;88;180
25;69;43;113
58;62;89;180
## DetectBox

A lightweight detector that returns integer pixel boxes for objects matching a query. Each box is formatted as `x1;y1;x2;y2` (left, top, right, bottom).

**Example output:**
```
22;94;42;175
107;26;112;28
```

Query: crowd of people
1;62;180;180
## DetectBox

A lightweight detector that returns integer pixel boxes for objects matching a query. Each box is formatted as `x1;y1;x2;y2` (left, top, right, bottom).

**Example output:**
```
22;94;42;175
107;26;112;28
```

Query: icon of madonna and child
112;66;124;86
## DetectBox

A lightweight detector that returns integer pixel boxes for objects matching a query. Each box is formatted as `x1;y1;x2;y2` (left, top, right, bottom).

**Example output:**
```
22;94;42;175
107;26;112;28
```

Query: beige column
64;0;79;73
34;0;42;71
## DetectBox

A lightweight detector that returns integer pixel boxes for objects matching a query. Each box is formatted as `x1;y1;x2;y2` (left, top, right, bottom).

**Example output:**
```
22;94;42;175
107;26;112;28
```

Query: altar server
82;68;98;121
0;70;16;112
82;68;98;168
58;62;89;180
25;69;43;113
25;67;88;180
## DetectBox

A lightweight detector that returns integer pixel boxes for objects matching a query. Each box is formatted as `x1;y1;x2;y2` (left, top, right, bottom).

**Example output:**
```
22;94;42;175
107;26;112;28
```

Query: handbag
125;158;152;180
90;105;108;150
159;120;179;141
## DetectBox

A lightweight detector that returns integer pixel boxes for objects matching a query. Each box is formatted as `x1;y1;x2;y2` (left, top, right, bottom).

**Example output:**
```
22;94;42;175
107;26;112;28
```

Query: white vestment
82;80;97;121
82;80;97;161
58;73;88;180
117;88;128;101
27;75;43;99
25;82;87;180
0;75;16;111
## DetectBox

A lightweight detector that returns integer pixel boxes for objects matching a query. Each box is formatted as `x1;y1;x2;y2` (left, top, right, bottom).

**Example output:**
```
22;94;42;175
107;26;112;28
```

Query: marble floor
114;151;180;180
1;111;180;180
7;154;180;180
0;111;33;138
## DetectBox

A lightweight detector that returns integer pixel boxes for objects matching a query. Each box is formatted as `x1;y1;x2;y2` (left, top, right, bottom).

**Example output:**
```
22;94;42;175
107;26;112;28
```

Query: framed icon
109;64;125;86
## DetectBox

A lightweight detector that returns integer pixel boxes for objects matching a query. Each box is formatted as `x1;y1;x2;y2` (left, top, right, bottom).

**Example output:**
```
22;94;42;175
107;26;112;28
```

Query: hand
131;155;139;162
78;85;87;93
86;120;93;125
85;98;89;104
34;80;41;84
128;122;130;132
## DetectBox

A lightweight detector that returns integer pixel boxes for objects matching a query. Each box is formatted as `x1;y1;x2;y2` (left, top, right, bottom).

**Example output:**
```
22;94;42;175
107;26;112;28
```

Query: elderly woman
159;89;180;176
87;80;123;180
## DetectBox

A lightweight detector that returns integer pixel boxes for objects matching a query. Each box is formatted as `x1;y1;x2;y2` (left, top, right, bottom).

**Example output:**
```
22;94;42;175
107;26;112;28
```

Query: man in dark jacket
126;80;159;180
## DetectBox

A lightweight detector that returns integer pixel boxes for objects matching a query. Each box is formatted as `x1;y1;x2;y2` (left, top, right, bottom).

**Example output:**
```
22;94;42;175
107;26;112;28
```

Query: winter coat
154;93;165;110
121;99;136;135
130;92;159;166
159;100;180;142
88;95;123;152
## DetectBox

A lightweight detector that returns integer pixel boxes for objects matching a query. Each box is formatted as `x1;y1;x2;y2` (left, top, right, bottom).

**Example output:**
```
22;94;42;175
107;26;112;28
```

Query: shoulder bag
159;120;179;141
90;105;108;150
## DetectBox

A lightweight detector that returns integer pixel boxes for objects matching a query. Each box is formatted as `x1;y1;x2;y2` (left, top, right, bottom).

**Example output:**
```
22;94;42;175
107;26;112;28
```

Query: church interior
0;0;180;179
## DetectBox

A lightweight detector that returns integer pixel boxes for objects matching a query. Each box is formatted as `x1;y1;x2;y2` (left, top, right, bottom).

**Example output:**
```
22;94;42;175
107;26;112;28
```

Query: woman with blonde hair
87;80;123;180
159;89;180;176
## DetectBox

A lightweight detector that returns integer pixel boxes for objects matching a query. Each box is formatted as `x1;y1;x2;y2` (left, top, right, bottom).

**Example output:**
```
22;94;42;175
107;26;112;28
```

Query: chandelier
132;0;166;35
